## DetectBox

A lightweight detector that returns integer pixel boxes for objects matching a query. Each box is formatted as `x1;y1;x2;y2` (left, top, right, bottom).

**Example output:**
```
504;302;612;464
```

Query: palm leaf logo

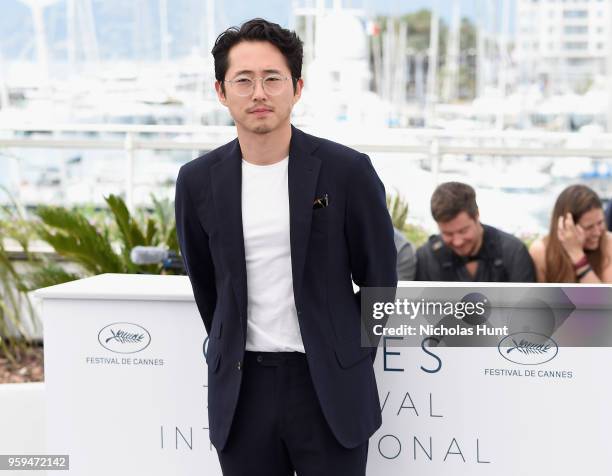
506;338;551;355
105;328;145;344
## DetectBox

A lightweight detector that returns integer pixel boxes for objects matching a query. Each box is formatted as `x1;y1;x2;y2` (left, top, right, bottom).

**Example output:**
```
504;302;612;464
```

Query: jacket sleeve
396;240;417;281
414;245;431;281
175;166;217;335
507;242;537;283
345;154;398;359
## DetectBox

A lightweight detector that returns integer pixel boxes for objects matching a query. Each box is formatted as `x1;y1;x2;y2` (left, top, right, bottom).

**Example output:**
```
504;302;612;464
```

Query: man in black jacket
416;182;536;282
175;18;397;476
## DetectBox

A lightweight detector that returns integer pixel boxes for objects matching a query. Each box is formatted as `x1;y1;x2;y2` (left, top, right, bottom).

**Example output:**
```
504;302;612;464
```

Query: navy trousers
216;351;369;476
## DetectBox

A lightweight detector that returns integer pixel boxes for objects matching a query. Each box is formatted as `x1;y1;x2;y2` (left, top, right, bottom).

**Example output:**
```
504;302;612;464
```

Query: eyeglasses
223;74;293;97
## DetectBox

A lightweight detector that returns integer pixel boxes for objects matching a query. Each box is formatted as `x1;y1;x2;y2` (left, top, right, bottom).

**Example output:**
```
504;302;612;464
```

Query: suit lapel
209;127;321;343
210;139;248;341
288;126;321;305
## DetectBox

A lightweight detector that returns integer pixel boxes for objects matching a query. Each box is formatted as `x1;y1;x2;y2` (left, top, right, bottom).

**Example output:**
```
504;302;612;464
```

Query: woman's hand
557;213;586;261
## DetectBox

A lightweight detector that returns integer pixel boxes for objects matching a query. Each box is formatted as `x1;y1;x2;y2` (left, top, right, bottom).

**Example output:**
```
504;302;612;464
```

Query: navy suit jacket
175;125;397;451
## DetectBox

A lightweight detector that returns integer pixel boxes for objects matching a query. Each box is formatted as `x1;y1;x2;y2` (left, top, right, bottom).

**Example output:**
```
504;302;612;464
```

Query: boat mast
425;0;439;126
442;0;460;102
608;0;612;132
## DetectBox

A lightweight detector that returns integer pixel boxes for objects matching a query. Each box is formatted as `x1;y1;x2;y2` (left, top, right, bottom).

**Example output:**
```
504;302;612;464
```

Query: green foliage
35;205;125;275
375;10;448;58
374;10;478;99
0;189;34;362
151;194;176;246
460;18;477;52
24;264;82;291
0;243;31;362
386;192;429;248
137;194;178;252
518;231;541;249
403;223;430;248
34;194;178;276
386;192;410;230
0;190;180;361
405;9;447;55
106;194;147;250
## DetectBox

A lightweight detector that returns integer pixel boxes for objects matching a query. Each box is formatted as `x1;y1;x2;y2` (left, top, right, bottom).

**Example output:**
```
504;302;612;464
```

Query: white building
292;1;390;127
515;0;610;92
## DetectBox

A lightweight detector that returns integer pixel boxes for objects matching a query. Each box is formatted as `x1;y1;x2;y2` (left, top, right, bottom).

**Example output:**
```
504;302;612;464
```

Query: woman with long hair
529;184;612;283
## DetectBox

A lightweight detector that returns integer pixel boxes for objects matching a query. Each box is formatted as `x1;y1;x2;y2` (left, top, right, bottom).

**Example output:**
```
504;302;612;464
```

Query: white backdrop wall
38;275;612;475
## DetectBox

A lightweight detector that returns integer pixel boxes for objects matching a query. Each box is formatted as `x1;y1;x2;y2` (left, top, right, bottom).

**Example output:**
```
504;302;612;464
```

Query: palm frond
145;218;157;245
105;194;147;249
35;206;124;274
0;241;32;361
165;222;178;253
386;191;410;230
151;194;174;241
23;264;81;291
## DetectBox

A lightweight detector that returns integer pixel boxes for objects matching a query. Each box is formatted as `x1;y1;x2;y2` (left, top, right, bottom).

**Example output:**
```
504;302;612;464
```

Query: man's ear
215;81;228;106
292;77;304;105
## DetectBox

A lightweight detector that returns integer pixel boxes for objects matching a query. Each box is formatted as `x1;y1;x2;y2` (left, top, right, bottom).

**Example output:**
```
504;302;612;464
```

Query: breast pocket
311;205;330;234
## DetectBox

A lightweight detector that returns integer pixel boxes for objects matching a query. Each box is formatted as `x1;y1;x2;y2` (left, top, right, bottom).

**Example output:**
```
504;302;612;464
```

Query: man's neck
237;122;292;166
470;223;485;257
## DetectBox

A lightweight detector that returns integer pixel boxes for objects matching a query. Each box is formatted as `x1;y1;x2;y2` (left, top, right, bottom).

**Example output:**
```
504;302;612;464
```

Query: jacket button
256;355;263;363
237;361;242;370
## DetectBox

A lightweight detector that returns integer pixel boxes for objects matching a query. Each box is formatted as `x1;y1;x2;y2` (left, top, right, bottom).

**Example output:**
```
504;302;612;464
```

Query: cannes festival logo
498;332;558;365
98;322;151;354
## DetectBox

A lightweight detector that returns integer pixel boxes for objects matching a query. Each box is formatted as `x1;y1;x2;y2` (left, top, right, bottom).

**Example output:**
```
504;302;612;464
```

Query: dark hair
212;18;303;94
545;184;607;282
430;182;479;223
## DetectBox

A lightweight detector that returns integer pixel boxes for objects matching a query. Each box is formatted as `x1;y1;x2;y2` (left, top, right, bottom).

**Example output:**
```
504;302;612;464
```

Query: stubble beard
251;124;273;134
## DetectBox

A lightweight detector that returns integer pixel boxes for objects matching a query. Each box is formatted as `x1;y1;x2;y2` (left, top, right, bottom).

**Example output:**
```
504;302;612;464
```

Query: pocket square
313;193;329;209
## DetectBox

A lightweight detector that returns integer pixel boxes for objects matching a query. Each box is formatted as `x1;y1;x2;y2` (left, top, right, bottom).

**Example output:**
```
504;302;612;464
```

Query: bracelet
576;265;592;281
572;255;588;270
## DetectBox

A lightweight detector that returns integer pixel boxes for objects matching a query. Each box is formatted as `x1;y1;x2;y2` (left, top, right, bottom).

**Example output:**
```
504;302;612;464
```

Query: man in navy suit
175;18;397;476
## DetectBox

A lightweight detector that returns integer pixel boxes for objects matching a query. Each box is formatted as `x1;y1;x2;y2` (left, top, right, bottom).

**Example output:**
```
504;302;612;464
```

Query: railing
1;123;612;212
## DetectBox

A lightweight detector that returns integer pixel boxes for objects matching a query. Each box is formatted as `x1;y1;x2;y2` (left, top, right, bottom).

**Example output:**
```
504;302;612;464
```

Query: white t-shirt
241;156;305;353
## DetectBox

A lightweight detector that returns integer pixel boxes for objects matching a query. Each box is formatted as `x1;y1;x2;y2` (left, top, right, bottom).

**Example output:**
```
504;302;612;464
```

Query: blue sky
0;0;516;61
222;0;514;31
